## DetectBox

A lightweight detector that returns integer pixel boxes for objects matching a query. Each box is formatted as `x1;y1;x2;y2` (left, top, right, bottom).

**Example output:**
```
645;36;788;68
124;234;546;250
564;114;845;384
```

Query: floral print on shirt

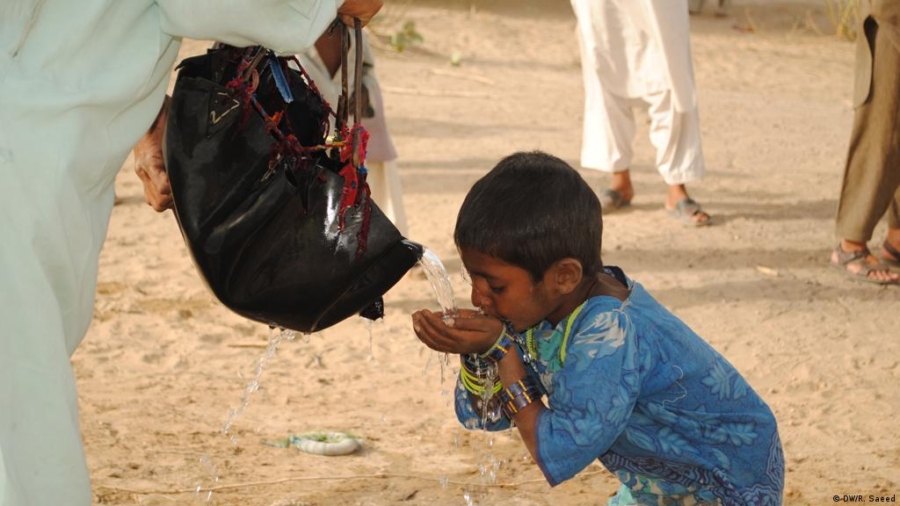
454;267;784;506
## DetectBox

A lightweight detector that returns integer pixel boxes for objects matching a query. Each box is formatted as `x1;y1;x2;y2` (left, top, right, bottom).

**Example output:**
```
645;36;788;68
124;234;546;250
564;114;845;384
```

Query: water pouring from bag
418;248;459;322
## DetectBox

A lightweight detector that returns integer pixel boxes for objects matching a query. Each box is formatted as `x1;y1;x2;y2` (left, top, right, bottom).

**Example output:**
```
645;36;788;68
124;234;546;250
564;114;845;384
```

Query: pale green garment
0;1;339;504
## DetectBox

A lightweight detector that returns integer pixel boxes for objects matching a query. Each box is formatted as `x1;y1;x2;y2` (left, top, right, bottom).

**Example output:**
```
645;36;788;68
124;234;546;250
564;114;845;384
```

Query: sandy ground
78;1;899;505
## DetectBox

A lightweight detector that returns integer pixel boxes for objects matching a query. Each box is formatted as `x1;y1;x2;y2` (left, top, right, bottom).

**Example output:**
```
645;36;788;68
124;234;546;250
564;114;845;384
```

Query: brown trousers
835;14;900;241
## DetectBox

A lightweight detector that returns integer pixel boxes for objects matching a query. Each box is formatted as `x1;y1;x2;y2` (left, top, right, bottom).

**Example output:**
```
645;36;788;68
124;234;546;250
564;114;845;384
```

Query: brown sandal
881;241;900;268
599;188;631;214
668;197;712;227
831;244;900;285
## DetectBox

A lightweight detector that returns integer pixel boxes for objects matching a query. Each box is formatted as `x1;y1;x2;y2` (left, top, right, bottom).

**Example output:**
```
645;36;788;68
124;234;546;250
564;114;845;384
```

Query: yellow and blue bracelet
479;327;515;363
498;376;541;418
459;355;501;397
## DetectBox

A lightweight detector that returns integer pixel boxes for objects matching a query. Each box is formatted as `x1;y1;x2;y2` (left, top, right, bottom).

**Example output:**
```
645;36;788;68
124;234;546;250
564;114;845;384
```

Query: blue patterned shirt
455;268;784;505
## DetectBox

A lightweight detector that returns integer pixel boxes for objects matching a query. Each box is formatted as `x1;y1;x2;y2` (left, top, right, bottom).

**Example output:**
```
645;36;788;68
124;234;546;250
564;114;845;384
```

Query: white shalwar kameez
571;0;705;185
0;1;338;504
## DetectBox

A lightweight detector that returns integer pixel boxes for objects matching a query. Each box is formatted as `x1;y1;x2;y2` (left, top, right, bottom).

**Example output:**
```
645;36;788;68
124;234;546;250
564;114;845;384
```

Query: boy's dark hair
454;151;603;282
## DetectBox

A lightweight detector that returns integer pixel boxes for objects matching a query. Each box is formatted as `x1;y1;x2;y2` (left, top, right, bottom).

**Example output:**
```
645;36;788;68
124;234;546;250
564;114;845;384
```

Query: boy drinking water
412;152;783;505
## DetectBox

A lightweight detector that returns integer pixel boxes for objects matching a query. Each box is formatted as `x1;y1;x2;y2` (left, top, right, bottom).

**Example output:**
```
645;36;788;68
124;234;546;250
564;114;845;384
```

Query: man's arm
157;0;382;56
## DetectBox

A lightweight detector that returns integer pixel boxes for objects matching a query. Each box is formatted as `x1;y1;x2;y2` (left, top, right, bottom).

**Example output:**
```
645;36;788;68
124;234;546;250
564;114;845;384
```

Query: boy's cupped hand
412;308;503;356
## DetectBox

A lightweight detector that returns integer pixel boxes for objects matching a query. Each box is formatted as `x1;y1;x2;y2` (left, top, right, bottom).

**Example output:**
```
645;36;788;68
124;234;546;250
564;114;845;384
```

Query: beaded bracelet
459;355;501;397
498;376;541;418
479;327;515;363
459;355;503;423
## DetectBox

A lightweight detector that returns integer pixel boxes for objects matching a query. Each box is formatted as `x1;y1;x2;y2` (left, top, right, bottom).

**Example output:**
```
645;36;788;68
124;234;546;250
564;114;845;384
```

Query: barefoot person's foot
665;184;711;226
599;170;635;214
832;240;900;284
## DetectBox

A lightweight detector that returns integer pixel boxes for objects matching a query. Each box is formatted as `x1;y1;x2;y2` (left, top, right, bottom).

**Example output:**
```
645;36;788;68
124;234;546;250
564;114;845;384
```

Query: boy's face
459;248;557;333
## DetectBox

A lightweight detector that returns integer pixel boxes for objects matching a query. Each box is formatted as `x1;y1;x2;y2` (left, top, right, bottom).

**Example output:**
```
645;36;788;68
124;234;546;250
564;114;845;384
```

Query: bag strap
336;19;365;169
352;19;364;168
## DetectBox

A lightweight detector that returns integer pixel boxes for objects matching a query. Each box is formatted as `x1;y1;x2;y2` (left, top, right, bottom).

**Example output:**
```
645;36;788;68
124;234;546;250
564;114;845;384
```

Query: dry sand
79;1;899;504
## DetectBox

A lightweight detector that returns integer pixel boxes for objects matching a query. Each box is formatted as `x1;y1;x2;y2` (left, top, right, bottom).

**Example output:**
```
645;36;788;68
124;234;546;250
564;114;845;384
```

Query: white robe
571;0;705;184
0;1;338;504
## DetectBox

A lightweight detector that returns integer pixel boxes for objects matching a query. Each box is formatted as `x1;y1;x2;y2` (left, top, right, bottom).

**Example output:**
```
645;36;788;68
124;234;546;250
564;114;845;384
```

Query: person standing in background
571;0;711;226
830;0;900;285
0;1;382;504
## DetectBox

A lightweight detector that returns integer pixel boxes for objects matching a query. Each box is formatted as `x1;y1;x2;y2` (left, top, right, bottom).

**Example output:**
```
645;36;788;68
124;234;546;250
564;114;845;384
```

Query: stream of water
418;248;460;320
418;247;503;505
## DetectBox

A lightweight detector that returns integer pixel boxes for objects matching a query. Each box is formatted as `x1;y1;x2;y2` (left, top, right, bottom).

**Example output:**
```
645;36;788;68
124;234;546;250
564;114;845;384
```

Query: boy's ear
548;258;584;294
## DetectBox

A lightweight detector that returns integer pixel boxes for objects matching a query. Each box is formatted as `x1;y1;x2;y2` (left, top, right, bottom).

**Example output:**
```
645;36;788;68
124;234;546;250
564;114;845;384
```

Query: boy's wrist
478;326;514;363
497;346;528;385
